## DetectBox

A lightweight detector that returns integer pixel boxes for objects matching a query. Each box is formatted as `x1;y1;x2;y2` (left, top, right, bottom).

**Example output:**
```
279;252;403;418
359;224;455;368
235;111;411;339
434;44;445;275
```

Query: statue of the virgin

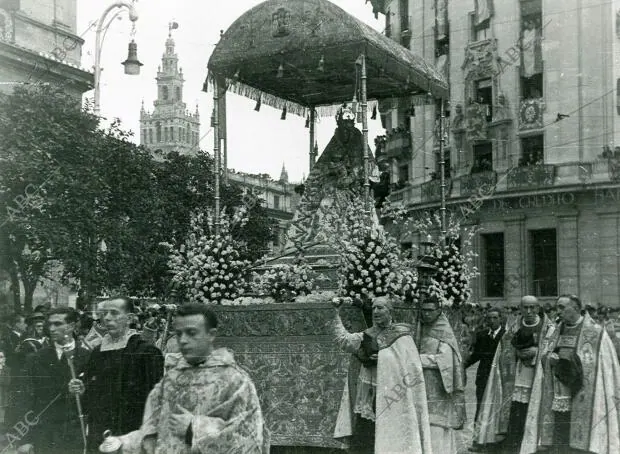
284;104;380;253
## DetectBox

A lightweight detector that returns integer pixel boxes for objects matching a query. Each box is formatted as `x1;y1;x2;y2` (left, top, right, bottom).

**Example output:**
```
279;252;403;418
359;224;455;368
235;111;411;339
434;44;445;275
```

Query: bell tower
140;22;200;157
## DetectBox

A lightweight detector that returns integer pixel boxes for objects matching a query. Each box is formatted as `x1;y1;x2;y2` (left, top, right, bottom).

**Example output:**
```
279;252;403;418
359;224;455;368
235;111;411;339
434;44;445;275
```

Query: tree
0;84;100;311
0;84;277;311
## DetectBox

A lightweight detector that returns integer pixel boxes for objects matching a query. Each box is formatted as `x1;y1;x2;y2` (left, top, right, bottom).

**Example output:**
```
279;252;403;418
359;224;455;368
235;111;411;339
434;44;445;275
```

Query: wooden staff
66;351;87;454
158;309;174;352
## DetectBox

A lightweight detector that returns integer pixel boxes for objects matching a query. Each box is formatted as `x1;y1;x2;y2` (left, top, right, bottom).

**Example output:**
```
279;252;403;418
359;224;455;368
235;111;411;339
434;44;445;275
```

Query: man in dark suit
17;307;90;454
465;308;504;451
3;313;26;428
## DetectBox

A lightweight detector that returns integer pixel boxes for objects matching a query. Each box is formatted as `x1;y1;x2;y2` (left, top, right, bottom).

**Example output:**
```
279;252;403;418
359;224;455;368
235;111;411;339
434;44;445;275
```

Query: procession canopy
207;0;448;117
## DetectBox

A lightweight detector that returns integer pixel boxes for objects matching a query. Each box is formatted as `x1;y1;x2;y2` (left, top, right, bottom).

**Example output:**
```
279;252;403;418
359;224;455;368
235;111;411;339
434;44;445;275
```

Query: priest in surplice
520;294;620;454
418;293;466;454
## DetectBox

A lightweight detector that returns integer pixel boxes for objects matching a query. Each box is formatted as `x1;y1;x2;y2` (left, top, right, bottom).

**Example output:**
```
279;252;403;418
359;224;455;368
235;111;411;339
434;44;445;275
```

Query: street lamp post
94;1;142;116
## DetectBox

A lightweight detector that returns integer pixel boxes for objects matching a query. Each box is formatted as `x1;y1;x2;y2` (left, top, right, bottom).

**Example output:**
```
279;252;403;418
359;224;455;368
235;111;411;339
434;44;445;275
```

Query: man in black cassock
69;297;164;453
17;307;90;454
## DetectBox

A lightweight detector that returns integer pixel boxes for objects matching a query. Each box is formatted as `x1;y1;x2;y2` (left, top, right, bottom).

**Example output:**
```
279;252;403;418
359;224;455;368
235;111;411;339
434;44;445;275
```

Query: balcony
518;98;544;131
507;164;555;190
421;178;452;203
385;159;619;208
459;171;497;197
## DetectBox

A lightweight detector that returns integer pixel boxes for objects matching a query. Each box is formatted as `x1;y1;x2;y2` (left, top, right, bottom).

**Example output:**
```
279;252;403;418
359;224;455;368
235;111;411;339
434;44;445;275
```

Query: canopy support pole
219;85;228;184
309;108;316;172
439;97;447;246
360;53;370;213
213;77;221;236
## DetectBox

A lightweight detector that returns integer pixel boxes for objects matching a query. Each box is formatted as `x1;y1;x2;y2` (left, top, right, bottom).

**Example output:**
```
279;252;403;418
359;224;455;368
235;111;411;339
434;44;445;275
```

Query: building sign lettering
594;188;620;204
492;192;576;210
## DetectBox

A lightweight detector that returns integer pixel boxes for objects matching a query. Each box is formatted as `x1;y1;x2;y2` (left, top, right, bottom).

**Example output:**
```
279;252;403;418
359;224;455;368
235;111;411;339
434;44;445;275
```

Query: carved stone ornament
0;9;14;43
462;39;498;81
272;7;291;37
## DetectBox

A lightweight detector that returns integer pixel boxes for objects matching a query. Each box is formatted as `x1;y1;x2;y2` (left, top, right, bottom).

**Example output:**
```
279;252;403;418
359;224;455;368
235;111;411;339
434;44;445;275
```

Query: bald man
474;296;555;453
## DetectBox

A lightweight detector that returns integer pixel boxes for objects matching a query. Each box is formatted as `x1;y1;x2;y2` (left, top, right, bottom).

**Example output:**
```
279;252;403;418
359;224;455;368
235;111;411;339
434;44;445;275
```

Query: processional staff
65;350;88;454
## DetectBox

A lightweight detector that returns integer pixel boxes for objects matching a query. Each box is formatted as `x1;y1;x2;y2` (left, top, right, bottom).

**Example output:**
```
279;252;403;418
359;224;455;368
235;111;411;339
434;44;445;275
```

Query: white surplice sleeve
333;310;363;354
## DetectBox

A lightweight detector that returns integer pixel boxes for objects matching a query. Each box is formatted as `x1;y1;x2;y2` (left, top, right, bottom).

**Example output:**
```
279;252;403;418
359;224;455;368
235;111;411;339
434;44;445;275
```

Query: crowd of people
333;293;620;454
0;293;619;453
0;299;266;454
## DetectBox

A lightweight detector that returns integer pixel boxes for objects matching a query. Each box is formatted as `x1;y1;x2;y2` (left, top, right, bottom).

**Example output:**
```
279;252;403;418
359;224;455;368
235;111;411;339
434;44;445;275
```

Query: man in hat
18;311;48;355
68;297;164;453
116;303;266;454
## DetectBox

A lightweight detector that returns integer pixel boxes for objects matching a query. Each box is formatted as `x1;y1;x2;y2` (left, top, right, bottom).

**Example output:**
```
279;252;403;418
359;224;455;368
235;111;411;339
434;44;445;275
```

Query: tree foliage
0;84;276;311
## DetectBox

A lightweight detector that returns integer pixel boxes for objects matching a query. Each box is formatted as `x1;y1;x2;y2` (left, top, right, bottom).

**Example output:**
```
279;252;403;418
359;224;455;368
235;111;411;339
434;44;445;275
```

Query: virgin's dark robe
285;123;379;250
83;333;163;452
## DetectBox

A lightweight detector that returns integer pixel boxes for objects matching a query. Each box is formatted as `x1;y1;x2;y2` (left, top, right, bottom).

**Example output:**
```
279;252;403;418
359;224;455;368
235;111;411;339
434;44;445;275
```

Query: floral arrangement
163;208;250;304
251;263;316;302
380;205;479;308
320;195;416;303
427;240;472;307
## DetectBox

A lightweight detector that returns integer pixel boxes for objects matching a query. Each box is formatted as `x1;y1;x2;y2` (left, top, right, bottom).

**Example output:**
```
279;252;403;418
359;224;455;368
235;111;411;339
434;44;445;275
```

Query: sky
77;0;386;182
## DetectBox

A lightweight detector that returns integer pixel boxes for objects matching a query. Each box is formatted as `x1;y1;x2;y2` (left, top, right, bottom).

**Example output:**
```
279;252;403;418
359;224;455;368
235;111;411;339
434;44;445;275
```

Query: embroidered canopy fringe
224;79;379;118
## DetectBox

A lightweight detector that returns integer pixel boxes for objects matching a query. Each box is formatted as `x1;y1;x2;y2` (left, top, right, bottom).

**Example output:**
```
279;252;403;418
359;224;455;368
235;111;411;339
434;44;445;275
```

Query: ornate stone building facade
370;0;620;307
228;165;301;255
0;0;92;97
139;27;200;156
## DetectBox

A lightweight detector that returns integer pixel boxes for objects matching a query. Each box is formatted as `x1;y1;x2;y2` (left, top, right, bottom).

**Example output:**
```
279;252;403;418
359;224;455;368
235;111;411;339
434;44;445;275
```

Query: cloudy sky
77;0;386;182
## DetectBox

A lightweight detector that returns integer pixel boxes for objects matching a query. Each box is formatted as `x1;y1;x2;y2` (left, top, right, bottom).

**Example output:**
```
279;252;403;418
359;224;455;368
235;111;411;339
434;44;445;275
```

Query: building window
482;233;505;297
530;229;558;297
399;0;410;47
164;127;168;142
149;129;153;143
521;73;543;100
156;122;162;142
176;87;181;100
186;127;190;143
142;129;146;143
162;86;169;100
520;0;543;90
398;163;409;184
473;0;491;41
475;79;493;121
471;142;493;174
520;135;544;166
179;127;183;141
273;195;280;210
170;126;174;142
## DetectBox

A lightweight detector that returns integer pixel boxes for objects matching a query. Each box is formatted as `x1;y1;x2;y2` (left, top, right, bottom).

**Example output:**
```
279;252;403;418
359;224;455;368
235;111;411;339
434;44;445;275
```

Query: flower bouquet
164;208;251;304
251;263;316;303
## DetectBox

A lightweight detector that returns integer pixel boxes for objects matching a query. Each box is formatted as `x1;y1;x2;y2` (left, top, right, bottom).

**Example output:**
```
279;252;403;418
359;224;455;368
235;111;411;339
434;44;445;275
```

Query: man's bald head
521;295;538;306
520;295;540;324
